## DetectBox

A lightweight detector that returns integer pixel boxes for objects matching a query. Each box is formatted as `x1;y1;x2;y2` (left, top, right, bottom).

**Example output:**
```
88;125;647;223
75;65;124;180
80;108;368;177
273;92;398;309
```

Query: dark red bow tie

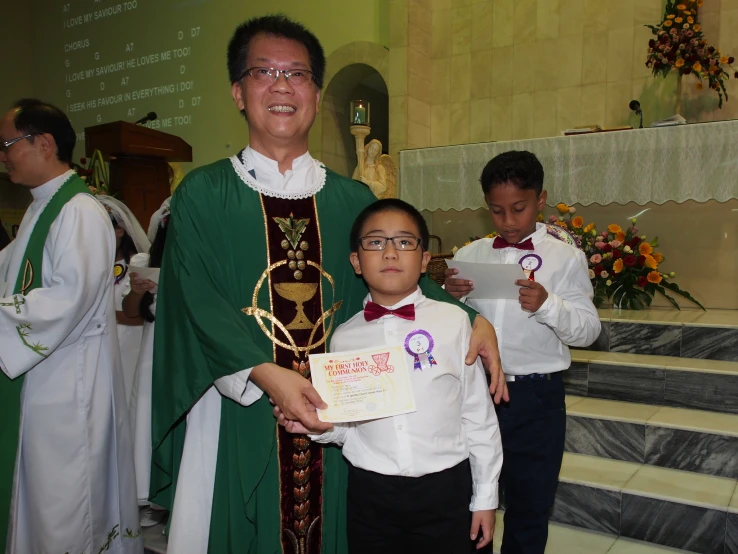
364;302;416;322
492;236;534;250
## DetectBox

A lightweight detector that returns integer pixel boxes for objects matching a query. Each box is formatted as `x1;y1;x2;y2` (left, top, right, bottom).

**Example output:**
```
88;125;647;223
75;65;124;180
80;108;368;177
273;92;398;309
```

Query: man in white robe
0;99;141;553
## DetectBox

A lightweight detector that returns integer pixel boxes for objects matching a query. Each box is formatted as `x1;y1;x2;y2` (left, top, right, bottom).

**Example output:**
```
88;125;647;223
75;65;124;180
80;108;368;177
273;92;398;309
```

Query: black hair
227;14;326;88
139;217;169;323
350;198;430;252
480;150;544;196
114;223;138;264
11;98;76;166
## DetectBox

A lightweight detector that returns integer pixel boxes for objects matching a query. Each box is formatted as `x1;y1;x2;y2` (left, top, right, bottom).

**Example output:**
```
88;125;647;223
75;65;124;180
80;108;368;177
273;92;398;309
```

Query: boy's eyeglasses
358;235;422;251
0;134;35;153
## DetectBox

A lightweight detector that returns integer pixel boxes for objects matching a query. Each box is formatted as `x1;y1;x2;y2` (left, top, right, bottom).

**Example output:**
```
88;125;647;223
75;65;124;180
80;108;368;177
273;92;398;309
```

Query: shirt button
403;471;410;476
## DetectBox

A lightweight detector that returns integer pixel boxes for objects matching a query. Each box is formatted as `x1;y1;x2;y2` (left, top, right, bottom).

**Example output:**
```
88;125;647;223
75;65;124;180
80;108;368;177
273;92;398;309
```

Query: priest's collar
30;169;76;202
230;146;327;200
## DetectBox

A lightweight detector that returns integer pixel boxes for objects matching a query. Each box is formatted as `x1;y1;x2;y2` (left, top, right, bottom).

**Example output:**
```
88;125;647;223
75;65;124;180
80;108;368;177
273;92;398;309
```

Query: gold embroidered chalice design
274;283;318;330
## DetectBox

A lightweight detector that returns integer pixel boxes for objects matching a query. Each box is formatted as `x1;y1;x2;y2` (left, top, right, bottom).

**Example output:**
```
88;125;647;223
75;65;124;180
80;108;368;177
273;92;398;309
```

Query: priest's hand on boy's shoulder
443;267;473;299
516;280;549;313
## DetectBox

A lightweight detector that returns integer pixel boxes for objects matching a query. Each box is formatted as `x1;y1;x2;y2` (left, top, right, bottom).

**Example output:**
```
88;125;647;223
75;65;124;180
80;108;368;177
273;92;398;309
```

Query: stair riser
584;321;738;362
552;482;730;554
566;416;738;479
564;362;738;415
727;514;738;554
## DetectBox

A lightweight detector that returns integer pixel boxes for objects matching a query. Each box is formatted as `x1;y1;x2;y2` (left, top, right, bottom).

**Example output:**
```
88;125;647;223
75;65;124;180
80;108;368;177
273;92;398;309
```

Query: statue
352;139;397;199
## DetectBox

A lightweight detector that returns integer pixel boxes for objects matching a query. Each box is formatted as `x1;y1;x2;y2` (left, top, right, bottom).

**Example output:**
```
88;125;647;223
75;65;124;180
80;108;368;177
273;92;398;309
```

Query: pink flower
631;227;639;234
590;254;603;264
610;240;622;248
568;207;577;214
595;241;606;249
548;215;559;223
601;231;609;237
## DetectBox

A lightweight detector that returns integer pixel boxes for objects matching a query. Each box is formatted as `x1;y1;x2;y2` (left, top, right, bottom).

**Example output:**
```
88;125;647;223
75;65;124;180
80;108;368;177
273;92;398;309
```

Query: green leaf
654;284;681;310
660;280;706;310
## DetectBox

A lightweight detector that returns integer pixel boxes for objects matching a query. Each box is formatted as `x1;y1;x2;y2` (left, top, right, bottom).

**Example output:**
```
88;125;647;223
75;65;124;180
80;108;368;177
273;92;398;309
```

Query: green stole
0;174;90;546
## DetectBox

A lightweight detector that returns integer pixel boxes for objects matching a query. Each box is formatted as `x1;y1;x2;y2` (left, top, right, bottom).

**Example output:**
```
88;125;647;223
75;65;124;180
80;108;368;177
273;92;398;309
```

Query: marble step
553;452;738;553
587;308;738;362
492;512;694;554
565;351;738;414
565;396;738;479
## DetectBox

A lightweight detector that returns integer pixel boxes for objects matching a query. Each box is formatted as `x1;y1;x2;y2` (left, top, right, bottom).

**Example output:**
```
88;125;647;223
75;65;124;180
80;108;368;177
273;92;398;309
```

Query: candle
350;100;370;126
353;105;366;125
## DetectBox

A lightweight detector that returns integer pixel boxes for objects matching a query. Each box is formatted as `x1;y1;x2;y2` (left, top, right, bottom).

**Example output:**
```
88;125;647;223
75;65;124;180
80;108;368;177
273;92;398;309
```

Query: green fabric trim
0;173;90;548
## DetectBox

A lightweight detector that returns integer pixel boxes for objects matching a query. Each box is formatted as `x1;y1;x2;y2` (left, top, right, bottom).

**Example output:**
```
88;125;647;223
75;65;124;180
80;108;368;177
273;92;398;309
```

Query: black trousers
496;373;566;554
347;459;476;554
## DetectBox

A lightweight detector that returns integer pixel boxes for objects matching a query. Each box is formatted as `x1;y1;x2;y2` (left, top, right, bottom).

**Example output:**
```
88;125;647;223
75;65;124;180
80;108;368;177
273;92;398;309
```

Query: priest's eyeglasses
358;236;422;251
0;134;34;153
240;67;314;85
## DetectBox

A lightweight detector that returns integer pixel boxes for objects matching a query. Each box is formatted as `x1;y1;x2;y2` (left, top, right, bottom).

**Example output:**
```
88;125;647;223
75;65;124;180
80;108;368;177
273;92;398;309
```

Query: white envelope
445;260;525;300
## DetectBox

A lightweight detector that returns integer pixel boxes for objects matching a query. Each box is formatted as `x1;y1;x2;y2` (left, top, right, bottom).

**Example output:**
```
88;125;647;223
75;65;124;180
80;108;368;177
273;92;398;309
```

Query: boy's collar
363;286;425;311
519;222;548;245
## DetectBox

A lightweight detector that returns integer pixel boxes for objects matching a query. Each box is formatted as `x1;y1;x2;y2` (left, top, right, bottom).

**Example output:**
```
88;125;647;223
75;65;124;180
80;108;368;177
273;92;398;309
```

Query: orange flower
664;19;673;27
675;16;683;23
696;81;704;90
613;259;624;274
555;220;569;229
721;56;730;64
644;254;658;269
667;14;675;19
638;242;653;255
556;203;570;214
676;3;686;8
687;16;694;23
693;61;702;72
693;23;701;32
572;216;584;228
616;231;626;242
537;212;544;222
675;58;685;68
654;252;664;263
584;223;595;233
647;271;662;284
608;224;622;234
697;0;703;6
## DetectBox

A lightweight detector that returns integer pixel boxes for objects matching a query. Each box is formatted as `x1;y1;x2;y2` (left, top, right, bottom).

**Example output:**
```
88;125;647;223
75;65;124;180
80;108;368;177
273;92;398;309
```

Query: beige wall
425;198;738;310
1;3;33;110
418;0;738;146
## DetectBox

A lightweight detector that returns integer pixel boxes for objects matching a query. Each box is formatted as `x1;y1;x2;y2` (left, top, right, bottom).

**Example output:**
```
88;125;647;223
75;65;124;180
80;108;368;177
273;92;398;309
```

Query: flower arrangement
645;0;736;107
73;149;109;195
552;204;704;310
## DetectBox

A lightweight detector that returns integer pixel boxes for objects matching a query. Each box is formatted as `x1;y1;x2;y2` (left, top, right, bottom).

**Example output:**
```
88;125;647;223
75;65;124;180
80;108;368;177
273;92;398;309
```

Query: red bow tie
492;237;534;250
364;302;416;322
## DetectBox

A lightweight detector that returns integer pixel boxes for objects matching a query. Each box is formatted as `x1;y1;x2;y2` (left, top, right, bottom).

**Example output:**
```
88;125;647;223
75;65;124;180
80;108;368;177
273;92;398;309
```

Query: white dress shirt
454;223;601;376
311;288;503;511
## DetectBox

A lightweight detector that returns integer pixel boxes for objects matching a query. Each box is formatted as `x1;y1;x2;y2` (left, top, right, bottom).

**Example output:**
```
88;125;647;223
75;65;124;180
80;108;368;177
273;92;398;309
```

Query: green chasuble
150;158;475;554
0;174;89;547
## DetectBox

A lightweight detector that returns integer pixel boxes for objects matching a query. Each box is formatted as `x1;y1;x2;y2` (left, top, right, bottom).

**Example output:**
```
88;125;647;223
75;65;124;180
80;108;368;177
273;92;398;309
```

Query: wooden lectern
84;121;192;228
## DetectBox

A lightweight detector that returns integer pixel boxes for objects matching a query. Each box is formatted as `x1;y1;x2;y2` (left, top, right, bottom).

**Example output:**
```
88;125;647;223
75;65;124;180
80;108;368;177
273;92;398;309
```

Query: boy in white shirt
276;198;503;554
446;151;601;554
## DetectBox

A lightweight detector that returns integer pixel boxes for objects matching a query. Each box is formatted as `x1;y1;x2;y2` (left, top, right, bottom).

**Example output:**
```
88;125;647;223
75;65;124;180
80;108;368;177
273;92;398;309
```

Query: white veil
96;196;151;255
147;197;171;243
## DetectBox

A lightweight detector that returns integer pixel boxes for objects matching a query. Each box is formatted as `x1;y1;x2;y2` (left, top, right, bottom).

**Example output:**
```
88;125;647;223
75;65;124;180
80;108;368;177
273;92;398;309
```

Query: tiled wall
411;0;738;146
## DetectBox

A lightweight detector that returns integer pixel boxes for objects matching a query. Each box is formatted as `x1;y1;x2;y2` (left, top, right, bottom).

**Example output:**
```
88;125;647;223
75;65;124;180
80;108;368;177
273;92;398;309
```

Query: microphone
134;111;157;125
629;100;643;129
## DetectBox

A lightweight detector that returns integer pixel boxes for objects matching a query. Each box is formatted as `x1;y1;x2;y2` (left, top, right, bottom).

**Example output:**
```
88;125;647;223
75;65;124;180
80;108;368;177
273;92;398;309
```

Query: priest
150;14;507;554
0;99;141;553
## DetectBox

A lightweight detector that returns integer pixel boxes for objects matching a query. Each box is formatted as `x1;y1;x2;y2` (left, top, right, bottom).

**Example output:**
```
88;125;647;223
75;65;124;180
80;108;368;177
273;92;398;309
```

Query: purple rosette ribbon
404;329;437;371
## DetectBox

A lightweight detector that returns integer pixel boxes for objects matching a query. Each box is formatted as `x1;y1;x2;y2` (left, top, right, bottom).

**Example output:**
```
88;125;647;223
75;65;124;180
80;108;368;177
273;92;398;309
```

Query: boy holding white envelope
276;198;502;553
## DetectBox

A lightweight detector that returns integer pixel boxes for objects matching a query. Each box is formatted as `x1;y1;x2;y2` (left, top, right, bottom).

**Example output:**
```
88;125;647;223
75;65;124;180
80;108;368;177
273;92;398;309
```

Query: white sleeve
533;249;601;348
214;368;264;406
0;197;114;378
459;319;503;511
